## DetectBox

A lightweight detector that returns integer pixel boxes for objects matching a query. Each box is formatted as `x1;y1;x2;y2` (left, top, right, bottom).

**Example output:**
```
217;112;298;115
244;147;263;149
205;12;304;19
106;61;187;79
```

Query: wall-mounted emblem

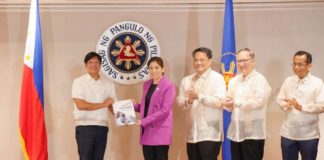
96;21;160;85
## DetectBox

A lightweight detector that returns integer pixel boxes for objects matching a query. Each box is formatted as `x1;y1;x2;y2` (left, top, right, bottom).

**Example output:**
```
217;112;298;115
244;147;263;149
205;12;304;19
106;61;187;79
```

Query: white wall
1;1;324;159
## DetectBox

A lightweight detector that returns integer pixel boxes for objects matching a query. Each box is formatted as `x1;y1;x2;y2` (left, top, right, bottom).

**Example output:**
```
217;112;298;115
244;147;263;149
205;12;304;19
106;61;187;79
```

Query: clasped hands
283;98;302;111
185;89;199;105
222;97;234;111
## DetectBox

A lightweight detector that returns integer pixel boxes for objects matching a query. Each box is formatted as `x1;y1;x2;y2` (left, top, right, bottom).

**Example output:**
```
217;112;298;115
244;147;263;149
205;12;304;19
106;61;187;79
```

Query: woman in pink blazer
134;57;176;160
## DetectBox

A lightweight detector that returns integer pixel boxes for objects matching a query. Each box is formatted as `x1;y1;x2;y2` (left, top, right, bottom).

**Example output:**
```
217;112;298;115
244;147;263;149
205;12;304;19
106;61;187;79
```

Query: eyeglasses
237;58;253;64
291;63;307;67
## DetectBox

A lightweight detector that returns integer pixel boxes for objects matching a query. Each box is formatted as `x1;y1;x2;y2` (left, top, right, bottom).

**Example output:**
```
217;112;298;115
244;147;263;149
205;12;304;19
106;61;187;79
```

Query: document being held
112;99;136;126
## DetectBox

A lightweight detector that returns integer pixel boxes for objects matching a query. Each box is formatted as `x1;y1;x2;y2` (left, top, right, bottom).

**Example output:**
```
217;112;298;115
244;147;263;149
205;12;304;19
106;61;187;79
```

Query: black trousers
75;125;108;160
231;139;265;160
187;141;221;160
143;145;169;160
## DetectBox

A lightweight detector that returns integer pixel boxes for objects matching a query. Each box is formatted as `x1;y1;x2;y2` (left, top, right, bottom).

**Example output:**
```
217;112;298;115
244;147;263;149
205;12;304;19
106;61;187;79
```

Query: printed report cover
112;99;136;126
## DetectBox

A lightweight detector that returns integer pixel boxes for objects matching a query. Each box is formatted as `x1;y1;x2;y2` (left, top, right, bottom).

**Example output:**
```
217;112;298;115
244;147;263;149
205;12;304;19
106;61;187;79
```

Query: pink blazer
134;76;176;145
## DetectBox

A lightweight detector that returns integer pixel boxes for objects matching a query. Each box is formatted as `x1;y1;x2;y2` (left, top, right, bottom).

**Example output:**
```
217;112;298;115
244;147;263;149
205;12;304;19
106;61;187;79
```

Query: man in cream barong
277;50;324;160
222;48;271;160
177;47;226;160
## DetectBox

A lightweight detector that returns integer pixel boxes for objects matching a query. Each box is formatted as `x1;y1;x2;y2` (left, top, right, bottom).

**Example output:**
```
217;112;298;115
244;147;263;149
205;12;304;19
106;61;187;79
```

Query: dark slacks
75;125;108;160
142;145;169;160
187;141;221;160
281;136;319;160
231;139;265;160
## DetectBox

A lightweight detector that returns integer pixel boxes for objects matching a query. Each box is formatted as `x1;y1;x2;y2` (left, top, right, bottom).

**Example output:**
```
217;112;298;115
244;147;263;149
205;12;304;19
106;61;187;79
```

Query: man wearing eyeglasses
277;51;324;160
222;48;271;160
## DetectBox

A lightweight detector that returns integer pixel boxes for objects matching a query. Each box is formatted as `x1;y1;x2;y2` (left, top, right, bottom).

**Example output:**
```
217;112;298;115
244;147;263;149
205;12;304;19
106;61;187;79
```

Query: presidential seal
96;21;160;85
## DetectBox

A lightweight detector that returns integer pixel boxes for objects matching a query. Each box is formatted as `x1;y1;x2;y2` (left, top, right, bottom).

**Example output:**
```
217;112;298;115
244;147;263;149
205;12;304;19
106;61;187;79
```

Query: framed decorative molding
1;0;324;5
0;0;324;12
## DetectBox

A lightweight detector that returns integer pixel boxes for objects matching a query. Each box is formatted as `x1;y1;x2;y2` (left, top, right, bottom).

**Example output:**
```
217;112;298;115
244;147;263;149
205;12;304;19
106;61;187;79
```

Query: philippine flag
19;0;48;159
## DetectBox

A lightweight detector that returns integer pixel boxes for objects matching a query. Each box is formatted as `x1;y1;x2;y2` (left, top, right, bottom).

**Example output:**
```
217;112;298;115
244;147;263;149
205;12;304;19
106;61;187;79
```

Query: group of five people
72;47;324;160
